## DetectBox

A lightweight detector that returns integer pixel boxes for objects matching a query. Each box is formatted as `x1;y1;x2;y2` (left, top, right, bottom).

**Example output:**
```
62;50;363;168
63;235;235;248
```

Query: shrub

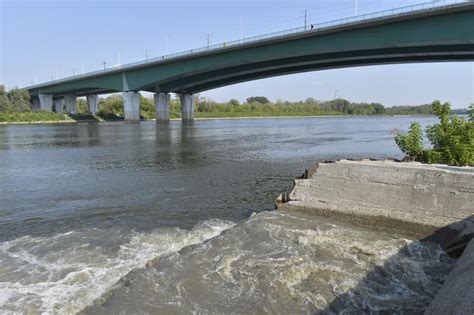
395;100;474;166
395;122;423;160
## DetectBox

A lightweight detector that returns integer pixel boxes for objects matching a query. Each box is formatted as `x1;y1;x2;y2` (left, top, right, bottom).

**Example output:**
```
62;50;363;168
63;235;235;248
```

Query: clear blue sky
1;0;473;108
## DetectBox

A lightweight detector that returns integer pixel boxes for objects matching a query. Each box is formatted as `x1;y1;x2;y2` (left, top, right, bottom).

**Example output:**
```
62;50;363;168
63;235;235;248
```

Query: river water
0;116;454;314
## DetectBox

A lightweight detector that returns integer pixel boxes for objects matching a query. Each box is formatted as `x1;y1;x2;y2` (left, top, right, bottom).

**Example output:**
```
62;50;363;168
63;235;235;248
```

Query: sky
1;0;473;108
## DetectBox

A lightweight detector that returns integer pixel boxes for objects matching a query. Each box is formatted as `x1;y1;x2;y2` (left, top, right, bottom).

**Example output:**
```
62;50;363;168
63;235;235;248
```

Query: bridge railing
27;0;472;89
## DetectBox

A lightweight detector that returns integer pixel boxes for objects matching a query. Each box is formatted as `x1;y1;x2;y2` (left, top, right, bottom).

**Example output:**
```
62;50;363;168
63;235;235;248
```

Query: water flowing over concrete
278;159;474;313
84;211;453;314
280;160;474;240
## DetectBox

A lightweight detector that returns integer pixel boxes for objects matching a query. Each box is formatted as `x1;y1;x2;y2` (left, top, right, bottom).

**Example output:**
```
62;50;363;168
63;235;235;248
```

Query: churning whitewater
0;220;235;314
85;211;453;314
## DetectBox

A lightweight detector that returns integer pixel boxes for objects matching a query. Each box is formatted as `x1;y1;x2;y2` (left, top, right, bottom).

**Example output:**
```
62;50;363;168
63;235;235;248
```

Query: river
0;116;454;314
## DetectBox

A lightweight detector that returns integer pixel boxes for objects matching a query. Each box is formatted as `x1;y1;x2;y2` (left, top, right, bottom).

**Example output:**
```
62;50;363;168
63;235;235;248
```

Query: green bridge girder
27;4;474;98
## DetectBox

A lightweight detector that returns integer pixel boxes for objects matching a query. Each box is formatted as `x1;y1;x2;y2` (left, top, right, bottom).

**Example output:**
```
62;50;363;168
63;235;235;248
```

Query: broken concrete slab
278;159;474;242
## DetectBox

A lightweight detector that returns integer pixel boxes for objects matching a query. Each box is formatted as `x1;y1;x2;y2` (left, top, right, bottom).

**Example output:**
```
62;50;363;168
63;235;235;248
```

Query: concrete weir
277;159;474;313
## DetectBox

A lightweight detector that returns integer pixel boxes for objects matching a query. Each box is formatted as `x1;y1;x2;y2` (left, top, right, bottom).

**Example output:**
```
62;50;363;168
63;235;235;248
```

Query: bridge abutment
38;94;53;112
155;93;170;122
180;94;194;122
86;95;98;115
122;92;140;123
54;98;63;113
64;95;77;114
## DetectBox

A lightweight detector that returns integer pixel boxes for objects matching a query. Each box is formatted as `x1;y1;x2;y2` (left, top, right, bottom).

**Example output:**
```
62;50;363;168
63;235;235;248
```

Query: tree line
0;85;467;119
93;94;438;118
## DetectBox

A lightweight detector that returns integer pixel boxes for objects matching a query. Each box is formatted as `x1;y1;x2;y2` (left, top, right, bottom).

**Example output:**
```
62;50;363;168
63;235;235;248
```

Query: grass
193;110;343;118
0;111;73;123
0;110;344;123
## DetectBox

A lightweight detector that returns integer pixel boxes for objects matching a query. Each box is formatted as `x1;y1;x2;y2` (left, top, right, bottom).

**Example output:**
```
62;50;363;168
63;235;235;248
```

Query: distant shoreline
0;120;76;125
0;114;441;125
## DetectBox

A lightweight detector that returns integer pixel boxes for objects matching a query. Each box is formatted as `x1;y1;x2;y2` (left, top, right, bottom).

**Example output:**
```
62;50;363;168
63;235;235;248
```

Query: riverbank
0;112;74;124
0;112;439;125
0;112;104;125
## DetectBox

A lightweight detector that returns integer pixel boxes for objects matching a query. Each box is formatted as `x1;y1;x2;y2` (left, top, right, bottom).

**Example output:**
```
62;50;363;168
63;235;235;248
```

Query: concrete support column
122;92;140;123
31;98;41;112
180;94;195;122
54;98;64;113
38;94;53;112
86;95;98;115
64;95;77;114
154;93;170;122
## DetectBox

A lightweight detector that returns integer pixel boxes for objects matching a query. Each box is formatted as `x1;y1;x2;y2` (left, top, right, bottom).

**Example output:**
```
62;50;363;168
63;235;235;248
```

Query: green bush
97;95;123;118
394;122;423;160
395;100;474;166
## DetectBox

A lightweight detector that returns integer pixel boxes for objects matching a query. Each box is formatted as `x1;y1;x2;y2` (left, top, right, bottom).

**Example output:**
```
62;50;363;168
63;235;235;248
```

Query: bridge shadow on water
320;215;474;314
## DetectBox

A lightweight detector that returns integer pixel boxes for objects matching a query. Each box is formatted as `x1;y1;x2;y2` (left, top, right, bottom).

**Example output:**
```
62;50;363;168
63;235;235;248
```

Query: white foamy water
0;219;235;314
85;211;455;314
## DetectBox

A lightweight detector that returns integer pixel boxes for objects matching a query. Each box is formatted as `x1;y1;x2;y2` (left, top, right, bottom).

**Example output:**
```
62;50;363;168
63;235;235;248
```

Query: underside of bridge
25;3;474;121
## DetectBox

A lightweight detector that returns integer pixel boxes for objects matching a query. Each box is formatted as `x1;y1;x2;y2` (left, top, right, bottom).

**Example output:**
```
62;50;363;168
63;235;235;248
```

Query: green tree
395;100;474;166
229;99;240;107
424;101;473;166
77;99;88;114
395;122;423;160
8;88;31;112
140;95;155;119
97;95;123;119
246;96;270;104
0;85;13;112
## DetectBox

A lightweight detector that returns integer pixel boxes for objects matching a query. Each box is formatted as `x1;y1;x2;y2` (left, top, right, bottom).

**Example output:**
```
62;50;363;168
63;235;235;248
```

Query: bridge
25;1;474;122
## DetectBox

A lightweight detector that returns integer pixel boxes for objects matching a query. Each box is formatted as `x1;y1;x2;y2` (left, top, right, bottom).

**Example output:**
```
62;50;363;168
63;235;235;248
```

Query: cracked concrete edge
275;159;474;250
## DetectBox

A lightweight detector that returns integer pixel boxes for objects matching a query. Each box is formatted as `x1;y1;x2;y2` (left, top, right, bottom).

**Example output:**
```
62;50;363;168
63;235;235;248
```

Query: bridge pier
180;94;194;122
31;97;41;112
64;95;77;114
38;94;53;112
86;95;98;115
122;92;140;123
155;93;170;122
54;98;63;113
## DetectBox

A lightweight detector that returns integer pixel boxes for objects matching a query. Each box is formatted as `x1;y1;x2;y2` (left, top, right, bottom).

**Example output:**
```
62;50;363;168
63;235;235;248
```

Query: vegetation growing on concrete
395;101;474;166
